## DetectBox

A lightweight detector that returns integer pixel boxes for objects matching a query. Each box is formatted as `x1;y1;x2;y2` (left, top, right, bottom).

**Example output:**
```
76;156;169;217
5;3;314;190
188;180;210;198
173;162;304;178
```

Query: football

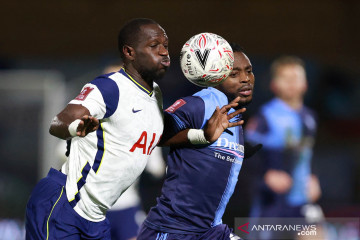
180;33;234;87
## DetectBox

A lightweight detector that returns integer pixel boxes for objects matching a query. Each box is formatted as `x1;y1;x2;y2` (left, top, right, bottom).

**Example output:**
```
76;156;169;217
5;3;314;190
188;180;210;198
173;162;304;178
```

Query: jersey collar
119;68;153;97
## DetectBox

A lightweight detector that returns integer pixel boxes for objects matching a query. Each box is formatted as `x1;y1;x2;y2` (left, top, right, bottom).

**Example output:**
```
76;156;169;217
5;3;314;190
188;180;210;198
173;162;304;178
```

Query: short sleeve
69;76;119;119
69;83;107;119
163;96;205;139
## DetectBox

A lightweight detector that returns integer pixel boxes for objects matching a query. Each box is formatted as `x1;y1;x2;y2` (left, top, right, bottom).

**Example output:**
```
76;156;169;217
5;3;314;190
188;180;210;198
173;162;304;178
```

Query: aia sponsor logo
129;131;161;155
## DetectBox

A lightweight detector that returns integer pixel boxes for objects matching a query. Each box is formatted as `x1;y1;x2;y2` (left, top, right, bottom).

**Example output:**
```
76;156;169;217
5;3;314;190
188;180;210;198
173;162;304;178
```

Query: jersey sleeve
163;96;205;140
69;76;119;119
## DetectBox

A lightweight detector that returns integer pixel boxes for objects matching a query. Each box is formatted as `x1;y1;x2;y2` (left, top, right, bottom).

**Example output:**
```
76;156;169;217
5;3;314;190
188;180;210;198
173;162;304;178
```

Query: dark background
0;0;359;226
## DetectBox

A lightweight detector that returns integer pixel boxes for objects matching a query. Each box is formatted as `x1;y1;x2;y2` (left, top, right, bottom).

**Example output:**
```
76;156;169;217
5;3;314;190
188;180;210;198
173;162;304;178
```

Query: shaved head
118;18;159;60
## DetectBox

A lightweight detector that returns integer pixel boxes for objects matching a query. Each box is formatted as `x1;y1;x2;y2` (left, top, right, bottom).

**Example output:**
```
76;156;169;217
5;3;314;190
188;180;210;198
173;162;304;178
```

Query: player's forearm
160;129;190;147
160;129;212;147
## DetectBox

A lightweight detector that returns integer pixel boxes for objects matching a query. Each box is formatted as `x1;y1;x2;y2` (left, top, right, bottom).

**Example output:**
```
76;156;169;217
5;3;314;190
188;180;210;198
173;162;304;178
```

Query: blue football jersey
246;98;317;207
144;87;245;234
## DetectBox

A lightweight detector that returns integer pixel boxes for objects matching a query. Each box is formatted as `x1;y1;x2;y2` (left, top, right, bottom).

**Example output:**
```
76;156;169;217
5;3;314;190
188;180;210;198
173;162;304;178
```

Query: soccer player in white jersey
25;18;170;240
103;62;166;240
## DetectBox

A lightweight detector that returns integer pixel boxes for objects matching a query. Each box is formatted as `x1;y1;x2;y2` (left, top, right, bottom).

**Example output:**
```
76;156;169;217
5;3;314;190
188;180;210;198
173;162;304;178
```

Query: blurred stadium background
0;1;359;239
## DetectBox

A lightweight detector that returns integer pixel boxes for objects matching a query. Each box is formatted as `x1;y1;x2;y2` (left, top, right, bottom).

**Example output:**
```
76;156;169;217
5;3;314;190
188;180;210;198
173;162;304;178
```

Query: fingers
90;117;100;131
219;97;241;114
76;117;87;136
227;108;246;119
80;115;91;136
228;120;244;128
227;108;246;127
91;116;100;126
76;115;99;137
229;96;241;105
219;103;237;114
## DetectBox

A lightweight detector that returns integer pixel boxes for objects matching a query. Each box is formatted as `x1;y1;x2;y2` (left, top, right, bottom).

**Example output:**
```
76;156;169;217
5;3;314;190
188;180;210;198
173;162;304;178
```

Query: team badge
165;99;186;113
75;87;94;101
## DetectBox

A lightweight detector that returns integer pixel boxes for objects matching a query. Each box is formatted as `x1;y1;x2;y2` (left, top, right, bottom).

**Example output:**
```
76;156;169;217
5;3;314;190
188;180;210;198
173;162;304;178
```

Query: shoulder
165;95;204;114
193;87;228;106
164;95;206;129
90;73;120;91
259;98;287;120
89;74;120;118
261;98;278;111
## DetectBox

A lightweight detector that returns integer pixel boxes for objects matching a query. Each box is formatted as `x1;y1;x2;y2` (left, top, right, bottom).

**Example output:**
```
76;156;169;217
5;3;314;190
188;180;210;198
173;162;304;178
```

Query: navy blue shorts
25;168;111;240
106;205;142;240
137;223;232;240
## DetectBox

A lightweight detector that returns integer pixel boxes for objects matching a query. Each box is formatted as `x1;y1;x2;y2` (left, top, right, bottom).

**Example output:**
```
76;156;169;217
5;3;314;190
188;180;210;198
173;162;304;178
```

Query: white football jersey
61;68;164;222
110;146;166;211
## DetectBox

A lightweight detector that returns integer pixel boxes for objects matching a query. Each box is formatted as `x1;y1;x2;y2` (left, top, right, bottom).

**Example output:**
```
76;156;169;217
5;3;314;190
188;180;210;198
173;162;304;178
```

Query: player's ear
123;45;135;61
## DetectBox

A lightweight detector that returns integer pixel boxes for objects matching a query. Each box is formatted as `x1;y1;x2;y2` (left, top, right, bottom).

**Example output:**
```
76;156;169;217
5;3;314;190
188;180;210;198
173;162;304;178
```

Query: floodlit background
0;1;359;238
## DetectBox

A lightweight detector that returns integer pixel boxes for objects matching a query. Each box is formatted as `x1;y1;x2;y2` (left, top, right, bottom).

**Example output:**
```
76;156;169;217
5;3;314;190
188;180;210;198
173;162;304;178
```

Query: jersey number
129;131;160;155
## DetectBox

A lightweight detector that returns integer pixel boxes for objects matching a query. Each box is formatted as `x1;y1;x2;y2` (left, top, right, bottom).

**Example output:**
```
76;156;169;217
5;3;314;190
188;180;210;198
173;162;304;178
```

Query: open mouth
161;59;170;67
239;87;253;96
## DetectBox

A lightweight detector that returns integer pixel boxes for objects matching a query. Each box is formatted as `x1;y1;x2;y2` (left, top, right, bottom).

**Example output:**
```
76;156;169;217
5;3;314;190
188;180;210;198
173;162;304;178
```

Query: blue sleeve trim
170;113;187;131
172;96;205;129
90;76;119;118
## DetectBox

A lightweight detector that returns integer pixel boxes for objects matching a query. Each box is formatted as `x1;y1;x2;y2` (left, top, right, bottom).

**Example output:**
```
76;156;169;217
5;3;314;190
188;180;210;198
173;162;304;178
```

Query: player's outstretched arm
161;97;245;146
49;104;99;140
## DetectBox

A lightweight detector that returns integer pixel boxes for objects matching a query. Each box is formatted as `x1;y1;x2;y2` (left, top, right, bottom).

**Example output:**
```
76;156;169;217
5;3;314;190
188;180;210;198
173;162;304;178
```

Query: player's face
216;52;255;106
271;65;307;101
133;24;170;81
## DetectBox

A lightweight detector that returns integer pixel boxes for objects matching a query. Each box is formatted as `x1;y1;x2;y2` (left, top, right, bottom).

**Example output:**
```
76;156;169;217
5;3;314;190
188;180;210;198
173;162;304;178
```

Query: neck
123;65;153;92
281;97;303;110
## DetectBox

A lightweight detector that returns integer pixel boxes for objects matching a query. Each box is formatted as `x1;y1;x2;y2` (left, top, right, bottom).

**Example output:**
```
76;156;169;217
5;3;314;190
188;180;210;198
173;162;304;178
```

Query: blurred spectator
245;56;322;238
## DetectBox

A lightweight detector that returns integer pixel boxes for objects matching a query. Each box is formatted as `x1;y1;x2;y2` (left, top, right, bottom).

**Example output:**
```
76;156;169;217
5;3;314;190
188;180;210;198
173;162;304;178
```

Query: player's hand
76;115;99;137
307;174;321;202
203;96;246;143
264;169;293;194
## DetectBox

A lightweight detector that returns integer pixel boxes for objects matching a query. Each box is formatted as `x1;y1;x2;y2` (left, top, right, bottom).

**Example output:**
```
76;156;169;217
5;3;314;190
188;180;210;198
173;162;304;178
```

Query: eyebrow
245;65;252;69
233;65;252;71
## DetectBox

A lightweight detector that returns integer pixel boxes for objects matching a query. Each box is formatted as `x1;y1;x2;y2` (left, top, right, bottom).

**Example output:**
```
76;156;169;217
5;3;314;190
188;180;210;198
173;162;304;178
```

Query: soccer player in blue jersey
137;43;255;240
245;56;321;238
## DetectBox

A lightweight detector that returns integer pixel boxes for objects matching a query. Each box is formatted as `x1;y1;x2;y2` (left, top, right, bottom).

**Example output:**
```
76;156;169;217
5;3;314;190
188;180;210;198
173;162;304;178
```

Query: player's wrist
187;129;210;144
68;119;81;137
